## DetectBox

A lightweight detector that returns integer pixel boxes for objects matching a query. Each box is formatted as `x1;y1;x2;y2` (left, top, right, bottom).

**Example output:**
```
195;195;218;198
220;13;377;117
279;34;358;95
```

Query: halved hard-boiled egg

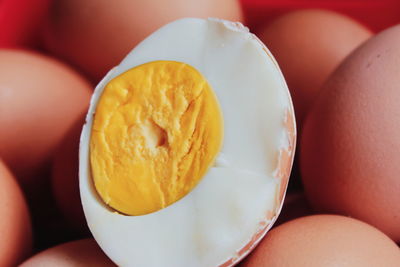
79;18;296;266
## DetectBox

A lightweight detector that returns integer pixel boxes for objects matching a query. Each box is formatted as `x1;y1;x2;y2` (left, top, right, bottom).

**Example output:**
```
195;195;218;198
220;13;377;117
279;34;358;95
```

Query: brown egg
20;239;115;266
52;115;87;232
258;9;372;128
0;160;32;266
241;215;400;267
301;24;400;242
43;0;243;81
0;49;92;190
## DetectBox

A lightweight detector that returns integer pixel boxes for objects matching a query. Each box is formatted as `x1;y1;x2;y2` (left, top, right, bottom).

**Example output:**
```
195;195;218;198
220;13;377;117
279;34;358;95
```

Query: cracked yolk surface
90;61;223;216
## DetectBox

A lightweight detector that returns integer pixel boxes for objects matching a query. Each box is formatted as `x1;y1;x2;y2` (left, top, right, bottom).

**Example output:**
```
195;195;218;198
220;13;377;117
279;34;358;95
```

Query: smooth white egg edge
80;18;295;267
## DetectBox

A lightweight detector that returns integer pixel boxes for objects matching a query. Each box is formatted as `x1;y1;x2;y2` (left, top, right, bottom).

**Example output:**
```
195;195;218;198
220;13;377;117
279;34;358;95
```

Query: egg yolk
90;61;223;216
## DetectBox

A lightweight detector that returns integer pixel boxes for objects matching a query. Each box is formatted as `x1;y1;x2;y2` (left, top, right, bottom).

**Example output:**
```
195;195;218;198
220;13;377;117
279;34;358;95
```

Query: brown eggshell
20;239;115;266
43;0;243;81
0;49;92;190
241;215;400;267
52;115;87;232
301;24;400;242
258;9;372;128
0;160;32;266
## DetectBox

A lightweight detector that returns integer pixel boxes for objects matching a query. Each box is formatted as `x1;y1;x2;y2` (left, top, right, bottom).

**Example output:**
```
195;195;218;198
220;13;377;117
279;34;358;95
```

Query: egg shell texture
258;9;372;128
241;215;400;267
20;239;115;266
0;49;92;187
301;24;400;242
0;160;32;266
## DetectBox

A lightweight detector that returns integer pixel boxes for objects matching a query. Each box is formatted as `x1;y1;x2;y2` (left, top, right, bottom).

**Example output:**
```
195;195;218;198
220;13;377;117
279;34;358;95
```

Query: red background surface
1;0;399;48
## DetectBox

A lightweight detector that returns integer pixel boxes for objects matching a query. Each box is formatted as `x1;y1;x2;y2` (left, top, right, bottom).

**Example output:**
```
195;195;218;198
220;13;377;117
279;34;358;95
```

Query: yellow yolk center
90;61;223;216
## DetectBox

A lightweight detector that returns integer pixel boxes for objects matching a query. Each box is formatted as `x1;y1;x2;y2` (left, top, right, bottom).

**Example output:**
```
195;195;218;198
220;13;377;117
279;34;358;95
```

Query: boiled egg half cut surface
80;18;296;267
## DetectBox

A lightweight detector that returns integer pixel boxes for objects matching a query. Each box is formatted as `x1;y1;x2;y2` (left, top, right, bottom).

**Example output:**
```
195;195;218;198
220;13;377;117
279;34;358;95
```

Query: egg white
80;18;294;267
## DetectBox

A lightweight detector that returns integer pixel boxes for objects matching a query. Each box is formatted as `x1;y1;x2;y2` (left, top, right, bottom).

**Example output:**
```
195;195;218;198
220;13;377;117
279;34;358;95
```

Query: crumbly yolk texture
90;61;223;216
